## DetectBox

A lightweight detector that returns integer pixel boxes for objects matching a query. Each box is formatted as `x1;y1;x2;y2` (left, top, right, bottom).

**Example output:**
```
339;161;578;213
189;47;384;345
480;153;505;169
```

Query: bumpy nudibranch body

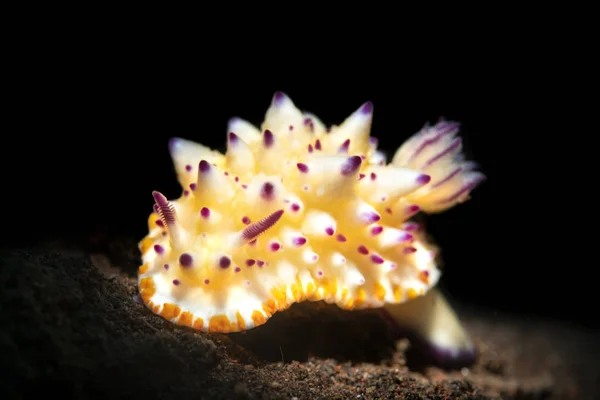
138;92;484;342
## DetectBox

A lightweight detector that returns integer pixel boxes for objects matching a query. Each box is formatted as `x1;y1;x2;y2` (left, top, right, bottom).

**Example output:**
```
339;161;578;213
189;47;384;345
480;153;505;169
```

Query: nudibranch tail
138;92;484;334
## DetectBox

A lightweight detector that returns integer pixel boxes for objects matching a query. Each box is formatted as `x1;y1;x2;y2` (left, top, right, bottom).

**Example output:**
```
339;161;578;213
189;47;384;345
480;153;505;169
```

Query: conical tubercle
194;159;235;205
226;132;255;177
152;191;184;247
229;209;285;247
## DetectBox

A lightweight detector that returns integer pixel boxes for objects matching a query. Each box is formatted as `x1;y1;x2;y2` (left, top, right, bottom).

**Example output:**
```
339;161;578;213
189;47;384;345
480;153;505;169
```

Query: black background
8;37;585;330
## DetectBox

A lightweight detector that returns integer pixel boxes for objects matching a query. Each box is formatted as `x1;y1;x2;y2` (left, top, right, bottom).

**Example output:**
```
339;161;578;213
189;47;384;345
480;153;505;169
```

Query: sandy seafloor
1;235;598;400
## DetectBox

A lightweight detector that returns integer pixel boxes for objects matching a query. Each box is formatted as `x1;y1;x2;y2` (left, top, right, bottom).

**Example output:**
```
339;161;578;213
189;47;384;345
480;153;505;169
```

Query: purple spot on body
317;270;323;277
189;183;197;191
293;237;307;246
261;182;275;200
162;232;167;237
185;164;192;172
242;216;251;224
183;190;190;196
325;227;335;236
291;203;300;212
235;267;241;272
370;172;377;181
371;254;384;264
164;264;169;270
403;222;419;232
235;176;239;182
173;279;180;286
219;256;231;268
341;156;362;176
246;259;255;267
308;144;314;153
385;207;393;214
403;247;417;254
200;207;210;219
371;226;383;235
179;253;193;268
315;139;322;150
336;234;347;242
360;212;381;223
154;244;164;254
311;254;318;261
406;205;420;214
289;125;294;131
263;130;274;148
242;184;248;189
269;242;281;252
199;160;210;173
416;174;431;184
297;163;309;173
358;245;369;255
204;279;210;284
257;260;265;267
360;101;373;114
338;139;350;153
224;171;229;176
359;173;365;180
155;219;164;227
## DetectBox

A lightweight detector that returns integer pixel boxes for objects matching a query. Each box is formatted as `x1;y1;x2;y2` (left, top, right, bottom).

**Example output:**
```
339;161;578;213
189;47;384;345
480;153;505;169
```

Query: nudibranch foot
138;91;485;340
380;288;476;368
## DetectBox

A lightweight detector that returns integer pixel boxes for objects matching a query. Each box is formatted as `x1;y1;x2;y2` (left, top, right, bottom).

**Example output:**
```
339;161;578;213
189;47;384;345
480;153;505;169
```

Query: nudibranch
138;92;485;365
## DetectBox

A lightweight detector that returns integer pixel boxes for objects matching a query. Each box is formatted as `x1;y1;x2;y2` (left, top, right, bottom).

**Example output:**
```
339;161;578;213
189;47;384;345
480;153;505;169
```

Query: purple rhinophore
341;155;362;176
241;209;284;241
179;253;193;268
263;130;274;148
219;256;231;269
199;160;210;173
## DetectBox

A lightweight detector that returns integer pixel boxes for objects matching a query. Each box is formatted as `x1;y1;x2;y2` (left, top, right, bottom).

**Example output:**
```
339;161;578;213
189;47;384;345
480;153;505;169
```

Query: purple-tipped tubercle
260;182;275;200
338;139;350;153
263;130;274;148
273;91;286;106
360;101;373;115
341;156;362;176
198;160;211;173
228;132;239;145
416;174;431;185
